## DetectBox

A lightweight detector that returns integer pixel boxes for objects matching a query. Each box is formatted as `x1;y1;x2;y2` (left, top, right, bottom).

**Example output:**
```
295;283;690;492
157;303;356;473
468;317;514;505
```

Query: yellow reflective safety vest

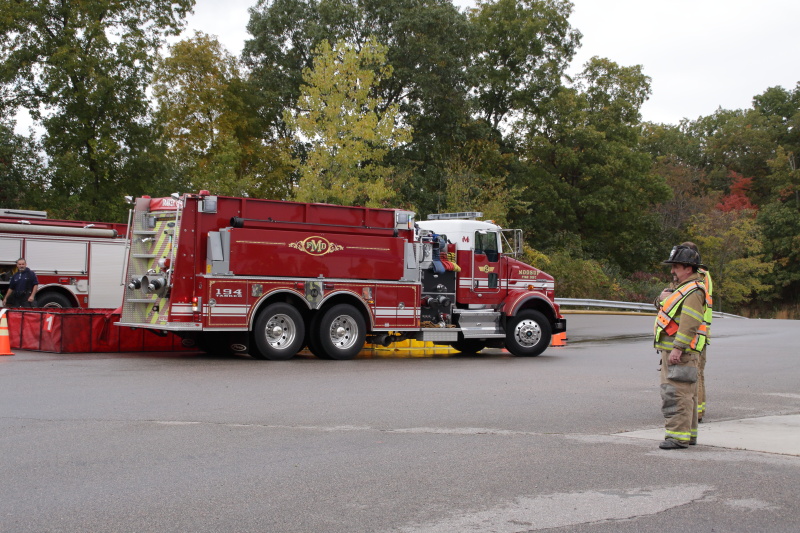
699;269;713;337
654;278;712;353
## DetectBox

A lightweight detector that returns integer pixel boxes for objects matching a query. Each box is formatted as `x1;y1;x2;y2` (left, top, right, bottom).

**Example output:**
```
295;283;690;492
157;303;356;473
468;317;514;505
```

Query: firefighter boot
659;439;689;450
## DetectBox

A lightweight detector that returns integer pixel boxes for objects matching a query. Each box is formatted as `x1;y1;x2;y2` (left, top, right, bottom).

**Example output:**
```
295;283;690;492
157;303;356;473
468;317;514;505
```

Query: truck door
0;237;22;298
471;230;505;300
88;241;127;308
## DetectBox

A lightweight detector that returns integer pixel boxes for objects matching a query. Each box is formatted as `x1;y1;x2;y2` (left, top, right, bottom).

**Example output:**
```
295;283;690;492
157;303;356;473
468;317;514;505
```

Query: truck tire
451;338;486;354
305;313;330;359
505;309;551;357
253;303;305;360
35;292;73;309
315;304;365;360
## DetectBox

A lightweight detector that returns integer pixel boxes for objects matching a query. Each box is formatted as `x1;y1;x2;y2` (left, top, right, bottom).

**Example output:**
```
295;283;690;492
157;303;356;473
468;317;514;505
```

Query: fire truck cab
117;193;566;359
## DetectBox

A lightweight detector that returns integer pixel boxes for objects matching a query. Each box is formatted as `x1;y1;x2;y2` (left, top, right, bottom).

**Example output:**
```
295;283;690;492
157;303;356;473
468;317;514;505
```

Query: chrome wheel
253;303;305;361
513;318;542;348
264;313;299;350
317;304;366;360
505;310;551;357
327;314;359;351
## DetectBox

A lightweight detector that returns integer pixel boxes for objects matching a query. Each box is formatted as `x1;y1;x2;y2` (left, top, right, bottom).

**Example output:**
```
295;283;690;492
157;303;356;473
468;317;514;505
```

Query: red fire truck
0;208;128;308
117;192;566;359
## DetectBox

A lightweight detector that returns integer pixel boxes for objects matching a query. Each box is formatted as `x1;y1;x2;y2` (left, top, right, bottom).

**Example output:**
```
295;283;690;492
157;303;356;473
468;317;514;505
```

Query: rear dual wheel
253;302;367;361
310;304;366;360
253;303;305;360
305;313;327;359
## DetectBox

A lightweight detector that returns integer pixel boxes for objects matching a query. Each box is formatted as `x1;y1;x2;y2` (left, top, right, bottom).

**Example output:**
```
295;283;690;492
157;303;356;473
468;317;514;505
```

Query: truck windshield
475;231;499;262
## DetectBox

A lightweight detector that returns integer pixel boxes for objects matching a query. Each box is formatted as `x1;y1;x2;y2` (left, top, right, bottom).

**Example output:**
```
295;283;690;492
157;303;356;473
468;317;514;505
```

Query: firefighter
696;266;712;422
2;258;39;308
654;245;710;449
657;242;713;422
680;242;713;423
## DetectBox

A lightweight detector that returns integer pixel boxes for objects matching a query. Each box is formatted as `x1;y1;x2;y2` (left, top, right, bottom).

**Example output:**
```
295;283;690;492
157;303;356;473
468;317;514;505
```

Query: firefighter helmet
663;245;706;269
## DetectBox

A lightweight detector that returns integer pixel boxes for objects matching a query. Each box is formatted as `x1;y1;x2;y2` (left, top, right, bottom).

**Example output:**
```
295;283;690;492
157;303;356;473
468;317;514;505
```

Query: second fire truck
117;192;566;359
0;208;128;308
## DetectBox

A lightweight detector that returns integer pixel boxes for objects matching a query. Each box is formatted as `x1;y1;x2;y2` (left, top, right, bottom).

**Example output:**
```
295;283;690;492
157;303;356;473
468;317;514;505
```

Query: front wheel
253;303;305;360
505;310;551;357
35;292;73;309
315;304;366;360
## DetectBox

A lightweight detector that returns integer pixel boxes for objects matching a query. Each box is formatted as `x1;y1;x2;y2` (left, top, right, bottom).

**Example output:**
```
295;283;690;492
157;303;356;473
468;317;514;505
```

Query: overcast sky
174;0;800;126
12;0;799;133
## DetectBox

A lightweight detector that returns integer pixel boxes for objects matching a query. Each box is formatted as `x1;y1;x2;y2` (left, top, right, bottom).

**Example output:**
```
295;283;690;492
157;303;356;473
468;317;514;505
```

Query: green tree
0;0;193;221
285;37;412;207
438;138;527;226
766;147;800;209
650;156;720;249
153;32;294;199
519;57;669;272
470;0;581;130
638;82;800;313
521;242;619;300
687;109;778;203
0;119;46;209
244;0;472;135
756;200;800;303
753;84;800;153
750;85;800;307
754;85;800;207
244;0;475;213
640;121;702;166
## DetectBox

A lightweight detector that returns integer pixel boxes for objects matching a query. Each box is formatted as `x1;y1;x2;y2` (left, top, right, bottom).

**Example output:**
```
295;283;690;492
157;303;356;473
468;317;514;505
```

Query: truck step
454;309;503;338
419;329;459;342
459;329;505;339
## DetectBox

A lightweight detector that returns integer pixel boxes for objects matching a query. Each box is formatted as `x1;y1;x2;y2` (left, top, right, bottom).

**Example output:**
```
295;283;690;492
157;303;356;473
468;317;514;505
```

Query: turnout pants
659;350;699;445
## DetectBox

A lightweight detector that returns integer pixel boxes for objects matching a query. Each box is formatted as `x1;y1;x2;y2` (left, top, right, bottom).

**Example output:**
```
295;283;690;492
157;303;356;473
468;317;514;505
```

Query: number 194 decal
215;288;243;298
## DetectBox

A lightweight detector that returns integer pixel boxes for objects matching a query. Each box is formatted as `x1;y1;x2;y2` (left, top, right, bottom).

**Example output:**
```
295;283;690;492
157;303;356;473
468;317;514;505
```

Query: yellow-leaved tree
285;37;412;207
689;210;773;312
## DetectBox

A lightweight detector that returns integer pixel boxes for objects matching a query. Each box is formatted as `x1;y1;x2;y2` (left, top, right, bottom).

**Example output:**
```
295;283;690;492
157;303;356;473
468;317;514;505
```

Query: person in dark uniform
2;258;39;308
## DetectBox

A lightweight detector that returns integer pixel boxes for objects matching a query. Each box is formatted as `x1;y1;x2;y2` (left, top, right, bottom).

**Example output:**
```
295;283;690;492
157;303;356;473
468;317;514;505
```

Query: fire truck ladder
123;201;183;324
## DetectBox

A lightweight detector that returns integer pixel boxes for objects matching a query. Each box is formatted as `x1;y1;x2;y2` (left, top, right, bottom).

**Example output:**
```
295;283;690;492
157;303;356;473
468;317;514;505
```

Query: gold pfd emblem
289;236;344;256
478;265;495;273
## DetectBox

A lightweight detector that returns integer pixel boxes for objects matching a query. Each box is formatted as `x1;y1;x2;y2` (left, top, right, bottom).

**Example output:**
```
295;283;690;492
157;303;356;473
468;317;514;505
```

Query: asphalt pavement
1;313;798;532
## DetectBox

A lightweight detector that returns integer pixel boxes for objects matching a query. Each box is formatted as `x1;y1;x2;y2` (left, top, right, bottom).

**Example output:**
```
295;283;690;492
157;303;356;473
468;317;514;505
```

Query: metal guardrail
555;298;747;319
